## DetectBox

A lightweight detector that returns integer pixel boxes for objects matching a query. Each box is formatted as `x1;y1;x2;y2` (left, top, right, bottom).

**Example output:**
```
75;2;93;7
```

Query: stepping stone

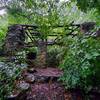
6;94;19;100
6;90;20;100
34;68;63;83
26;83;65;100
25;74;35;83
17;81;30;91
35;68;63;78
27;68;37;73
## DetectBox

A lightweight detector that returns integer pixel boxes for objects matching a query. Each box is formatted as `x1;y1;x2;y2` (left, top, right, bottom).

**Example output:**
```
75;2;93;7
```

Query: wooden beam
11;23;80;30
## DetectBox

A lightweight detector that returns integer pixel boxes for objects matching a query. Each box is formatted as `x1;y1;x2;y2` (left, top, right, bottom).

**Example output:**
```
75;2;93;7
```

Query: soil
7;67;100;100
20;68;82;100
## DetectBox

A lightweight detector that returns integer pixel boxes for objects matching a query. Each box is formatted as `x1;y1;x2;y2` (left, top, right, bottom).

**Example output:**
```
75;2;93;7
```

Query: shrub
0;62;21;100
60;34;100;92
47;46;63;67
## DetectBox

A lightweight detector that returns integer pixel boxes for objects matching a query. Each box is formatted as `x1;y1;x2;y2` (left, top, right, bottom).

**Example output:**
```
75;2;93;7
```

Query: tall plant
60;34;100;91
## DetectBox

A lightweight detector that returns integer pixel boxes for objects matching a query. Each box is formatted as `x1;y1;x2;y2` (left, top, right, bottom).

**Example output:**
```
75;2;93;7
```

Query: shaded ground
9;67;100;100
7;68;83;100
27;83;65;100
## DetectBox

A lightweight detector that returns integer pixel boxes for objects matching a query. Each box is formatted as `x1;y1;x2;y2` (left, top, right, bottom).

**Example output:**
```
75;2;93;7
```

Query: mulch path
7;67;83;100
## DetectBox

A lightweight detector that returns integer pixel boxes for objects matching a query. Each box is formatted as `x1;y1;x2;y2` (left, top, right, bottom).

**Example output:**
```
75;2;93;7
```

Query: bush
0;62;21;100
60;34;100;92
47;46;63;67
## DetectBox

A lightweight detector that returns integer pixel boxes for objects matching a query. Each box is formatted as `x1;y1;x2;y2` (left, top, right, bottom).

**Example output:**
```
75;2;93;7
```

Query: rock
6;90;20;100
27;68;37;73
6;94;18;100
4;25;25;54
36;76;50;83
25;74;35;83
34;68;63;83
35;68;63;78
17;81;30;91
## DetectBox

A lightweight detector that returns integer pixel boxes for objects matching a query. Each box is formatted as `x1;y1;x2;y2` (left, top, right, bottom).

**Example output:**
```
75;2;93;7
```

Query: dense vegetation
0;0;100;99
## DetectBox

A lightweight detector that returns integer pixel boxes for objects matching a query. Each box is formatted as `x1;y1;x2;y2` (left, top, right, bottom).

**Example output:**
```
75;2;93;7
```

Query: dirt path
7;68;82;100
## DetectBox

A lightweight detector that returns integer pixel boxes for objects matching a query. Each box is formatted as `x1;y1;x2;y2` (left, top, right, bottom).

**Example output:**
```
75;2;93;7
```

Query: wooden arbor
4;22;97;67
4;24;63;67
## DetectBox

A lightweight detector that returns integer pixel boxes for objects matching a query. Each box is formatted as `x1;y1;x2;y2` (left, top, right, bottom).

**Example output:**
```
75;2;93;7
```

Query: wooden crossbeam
12;23;80;30
8;23;80;43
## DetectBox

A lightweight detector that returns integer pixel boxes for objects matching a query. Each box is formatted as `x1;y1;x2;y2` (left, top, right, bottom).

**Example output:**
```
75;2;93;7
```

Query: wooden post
37;39;47;68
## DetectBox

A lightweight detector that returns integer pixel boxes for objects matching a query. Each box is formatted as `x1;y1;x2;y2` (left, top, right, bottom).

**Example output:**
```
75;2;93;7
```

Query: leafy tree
5;0;68;67
71;0;100;13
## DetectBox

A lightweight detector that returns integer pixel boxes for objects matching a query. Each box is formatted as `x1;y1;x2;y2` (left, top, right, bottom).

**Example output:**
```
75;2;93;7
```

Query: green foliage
60;34;100;91
6;0;100;34
0;16;8;51
0;62;21;100
71;0;100;13
25;47;37;53
47;46;63;67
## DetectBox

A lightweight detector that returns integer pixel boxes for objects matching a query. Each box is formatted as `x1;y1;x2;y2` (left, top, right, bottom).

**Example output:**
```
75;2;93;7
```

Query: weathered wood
37;40;47;68
14;24;38;29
